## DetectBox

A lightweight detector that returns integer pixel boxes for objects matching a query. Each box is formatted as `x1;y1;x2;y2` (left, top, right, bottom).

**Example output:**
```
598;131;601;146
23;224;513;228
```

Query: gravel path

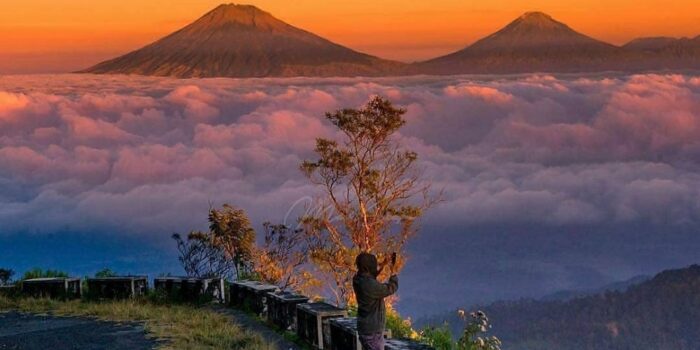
0;311;157;350
213;307;301;350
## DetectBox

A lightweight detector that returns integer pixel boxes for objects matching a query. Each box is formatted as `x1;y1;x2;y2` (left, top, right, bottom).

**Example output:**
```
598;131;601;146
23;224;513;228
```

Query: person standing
353;252;399;350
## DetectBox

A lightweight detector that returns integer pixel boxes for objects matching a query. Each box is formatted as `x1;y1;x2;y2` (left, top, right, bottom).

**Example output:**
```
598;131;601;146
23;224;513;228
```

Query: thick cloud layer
2;73;700;315
2;73;700;234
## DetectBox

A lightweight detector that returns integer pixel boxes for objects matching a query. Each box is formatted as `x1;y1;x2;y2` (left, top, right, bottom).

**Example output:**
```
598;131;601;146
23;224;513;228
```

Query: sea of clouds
2;73;700;234
2;73;700;314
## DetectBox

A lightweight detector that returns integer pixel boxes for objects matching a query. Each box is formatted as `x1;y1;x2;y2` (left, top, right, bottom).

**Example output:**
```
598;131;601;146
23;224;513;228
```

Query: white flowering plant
456;310;502;350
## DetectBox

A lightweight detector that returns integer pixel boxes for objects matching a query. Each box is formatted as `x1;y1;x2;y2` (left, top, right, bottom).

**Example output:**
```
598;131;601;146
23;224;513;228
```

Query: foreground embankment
0;296;273;350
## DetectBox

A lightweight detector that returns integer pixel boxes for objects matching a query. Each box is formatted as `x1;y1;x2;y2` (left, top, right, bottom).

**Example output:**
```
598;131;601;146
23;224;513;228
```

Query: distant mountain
625;36;700;52
419;265;700;350
417;12;700;75
82;4;404;78
623;37;680;51
417;12;626;74
463;12;614;53
540;274;649;302
83;6;700;78
621;35;700;71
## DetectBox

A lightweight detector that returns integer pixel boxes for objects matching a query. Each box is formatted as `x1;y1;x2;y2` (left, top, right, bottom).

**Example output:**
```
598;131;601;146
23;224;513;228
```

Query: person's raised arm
363;253;399;299
363;275;399;299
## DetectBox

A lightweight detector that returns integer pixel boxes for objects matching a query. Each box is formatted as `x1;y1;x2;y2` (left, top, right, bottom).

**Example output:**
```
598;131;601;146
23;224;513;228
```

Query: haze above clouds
2;73;700;316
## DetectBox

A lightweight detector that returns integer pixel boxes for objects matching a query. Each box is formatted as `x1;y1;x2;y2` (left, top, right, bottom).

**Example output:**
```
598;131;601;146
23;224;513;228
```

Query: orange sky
1;0;700;74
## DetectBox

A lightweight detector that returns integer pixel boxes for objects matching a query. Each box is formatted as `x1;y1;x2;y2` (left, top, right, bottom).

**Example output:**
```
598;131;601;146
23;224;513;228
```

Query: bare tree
172;231;232;278
300;96;438;305
253;223;309;290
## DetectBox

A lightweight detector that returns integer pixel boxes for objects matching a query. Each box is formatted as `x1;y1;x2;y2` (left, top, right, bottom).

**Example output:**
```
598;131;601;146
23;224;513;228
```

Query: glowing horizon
1;0;700;74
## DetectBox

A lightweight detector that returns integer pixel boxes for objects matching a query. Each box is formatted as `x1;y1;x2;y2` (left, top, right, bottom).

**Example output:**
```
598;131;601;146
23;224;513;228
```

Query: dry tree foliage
173;204;256;280
300;96;439;305
253;223;310;291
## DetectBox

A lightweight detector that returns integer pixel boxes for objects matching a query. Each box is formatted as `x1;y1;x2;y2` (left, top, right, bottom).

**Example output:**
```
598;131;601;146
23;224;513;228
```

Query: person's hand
378;255;389;274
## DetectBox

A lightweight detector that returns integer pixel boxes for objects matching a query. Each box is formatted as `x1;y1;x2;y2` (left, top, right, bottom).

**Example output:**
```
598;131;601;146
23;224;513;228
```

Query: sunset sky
3;1;700;319
1;0;700;74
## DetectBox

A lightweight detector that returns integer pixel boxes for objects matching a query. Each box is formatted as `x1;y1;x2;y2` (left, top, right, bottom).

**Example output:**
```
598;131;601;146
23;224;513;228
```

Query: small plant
456;310;502;350
386;306;417;339
420;324;454;350
147;287;172;305
419;310;502;350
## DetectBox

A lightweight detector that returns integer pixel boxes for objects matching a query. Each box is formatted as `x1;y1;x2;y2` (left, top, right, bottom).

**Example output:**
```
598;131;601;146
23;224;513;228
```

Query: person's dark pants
359;332;384;350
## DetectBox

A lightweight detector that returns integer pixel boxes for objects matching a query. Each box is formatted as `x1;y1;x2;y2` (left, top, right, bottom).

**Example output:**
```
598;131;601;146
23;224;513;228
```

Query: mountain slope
622;36;700;70
82;4;404;78
420;265;700;350
417;12;625;74
623;37;680;51
467;12;614;52
624;36;700;52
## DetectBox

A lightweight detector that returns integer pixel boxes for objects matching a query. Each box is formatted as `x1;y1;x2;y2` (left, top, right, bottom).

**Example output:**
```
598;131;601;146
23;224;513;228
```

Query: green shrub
386;307;415;339
419;310;502;350
421;324;454;350
21;268;69;280
94;268;117;278
147;287;171;305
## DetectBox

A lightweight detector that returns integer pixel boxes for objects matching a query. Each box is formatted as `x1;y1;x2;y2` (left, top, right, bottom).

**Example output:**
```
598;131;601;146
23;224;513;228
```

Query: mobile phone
391;252;397;265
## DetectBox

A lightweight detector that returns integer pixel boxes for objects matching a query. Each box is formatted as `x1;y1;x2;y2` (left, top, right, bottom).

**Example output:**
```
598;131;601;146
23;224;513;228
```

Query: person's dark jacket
353;253;399;335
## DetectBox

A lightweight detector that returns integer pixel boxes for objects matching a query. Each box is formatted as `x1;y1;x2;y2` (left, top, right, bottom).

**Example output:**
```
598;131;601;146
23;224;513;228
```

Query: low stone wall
231;279;434;349
266;291;309;331
9;276;432;349
154;277;226;303
20;278;81;299
296;302;347;349
86;277;148;299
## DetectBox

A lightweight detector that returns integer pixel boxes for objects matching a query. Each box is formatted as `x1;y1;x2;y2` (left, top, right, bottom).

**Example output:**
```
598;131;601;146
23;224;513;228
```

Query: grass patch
0;296;275;350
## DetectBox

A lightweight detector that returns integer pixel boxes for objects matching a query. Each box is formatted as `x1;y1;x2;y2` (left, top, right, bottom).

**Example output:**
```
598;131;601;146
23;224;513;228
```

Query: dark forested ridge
419;265;700;350
538;274;650;302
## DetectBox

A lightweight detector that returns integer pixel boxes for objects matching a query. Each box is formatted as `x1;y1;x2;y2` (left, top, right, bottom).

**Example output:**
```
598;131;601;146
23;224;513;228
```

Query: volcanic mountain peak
513;11;565;29
499;11;577;37
192;3;289;32
419;10;622;74
82;3;404;78
467;11;613;52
